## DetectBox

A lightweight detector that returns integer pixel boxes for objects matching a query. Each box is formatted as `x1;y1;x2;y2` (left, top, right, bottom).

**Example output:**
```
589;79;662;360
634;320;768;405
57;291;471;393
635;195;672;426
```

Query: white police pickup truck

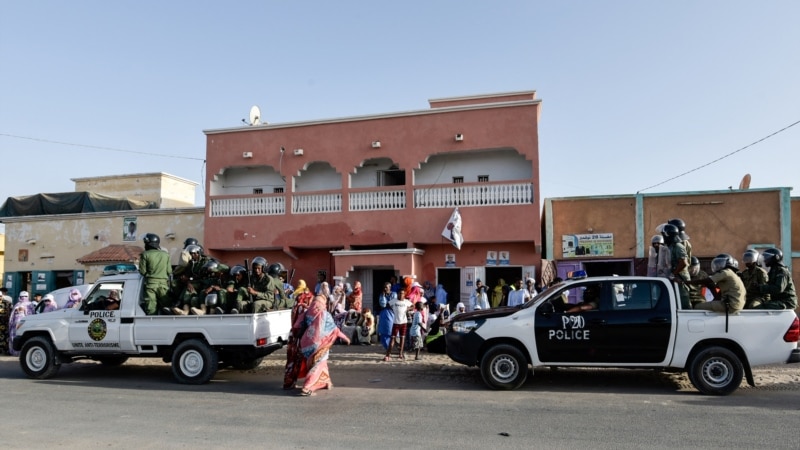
13;265;292;384
446;273;800;395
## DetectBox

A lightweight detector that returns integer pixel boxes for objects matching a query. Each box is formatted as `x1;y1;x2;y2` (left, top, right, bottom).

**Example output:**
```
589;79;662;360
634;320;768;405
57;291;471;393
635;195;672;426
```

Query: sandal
326;382;334;391
383;356;391;362
299;389;313;397
398;354;405;360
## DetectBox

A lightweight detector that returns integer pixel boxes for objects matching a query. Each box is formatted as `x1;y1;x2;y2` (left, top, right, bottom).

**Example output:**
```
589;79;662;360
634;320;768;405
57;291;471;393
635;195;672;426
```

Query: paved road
1;345;799;449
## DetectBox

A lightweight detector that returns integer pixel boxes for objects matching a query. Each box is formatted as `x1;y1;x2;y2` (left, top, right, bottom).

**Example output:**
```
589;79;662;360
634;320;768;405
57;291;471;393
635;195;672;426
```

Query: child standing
385;289;412;361
409;301;427;361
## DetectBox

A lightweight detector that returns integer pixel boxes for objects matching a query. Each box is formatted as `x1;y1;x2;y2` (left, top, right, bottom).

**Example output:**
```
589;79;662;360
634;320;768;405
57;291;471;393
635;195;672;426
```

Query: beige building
1;173;202;297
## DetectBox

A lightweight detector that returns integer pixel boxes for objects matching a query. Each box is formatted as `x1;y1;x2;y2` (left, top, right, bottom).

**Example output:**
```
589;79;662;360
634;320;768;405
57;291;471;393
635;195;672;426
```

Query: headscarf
435;284;448;306
349;281;363;311
64;288;83;309
40;294;58;313
330;282;345;313
406;278;423;304
293;279;308;298
16;291;34;315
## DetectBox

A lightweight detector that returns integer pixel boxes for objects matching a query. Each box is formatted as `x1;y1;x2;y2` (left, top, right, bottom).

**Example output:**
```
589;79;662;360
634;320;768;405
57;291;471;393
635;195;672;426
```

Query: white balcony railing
210;196;286;217
210;182;532;217
349;189;406;211
414;183;533;208
292;193;342;214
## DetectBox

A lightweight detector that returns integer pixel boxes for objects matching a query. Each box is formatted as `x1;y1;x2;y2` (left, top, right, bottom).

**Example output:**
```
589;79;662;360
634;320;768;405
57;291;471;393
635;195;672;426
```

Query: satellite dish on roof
248;105;262;126
738;173;751;190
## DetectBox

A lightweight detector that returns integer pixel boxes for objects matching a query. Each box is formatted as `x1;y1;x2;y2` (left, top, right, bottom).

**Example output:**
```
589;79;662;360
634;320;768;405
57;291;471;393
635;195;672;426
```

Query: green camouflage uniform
688;269;708;307
669;241;691;309
739;266;770;309
139;249;173;315
756;264;798;310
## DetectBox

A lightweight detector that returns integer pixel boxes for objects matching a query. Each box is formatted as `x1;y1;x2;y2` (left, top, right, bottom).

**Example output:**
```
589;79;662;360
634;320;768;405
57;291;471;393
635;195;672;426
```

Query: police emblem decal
88;318;107;341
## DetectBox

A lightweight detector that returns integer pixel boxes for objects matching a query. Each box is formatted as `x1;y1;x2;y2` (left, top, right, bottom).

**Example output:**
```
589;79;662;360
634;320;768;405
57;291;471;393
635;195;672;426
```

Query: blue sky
1;1;798;210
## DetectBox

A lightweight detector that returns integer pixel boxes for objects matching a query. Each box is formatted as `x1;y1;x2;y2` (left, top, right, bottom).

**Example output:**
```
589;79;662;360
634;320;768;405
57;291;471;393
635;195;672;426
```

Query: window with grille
273;187;284;194
478;175;489;182
453;176;464;184
253;188;263;194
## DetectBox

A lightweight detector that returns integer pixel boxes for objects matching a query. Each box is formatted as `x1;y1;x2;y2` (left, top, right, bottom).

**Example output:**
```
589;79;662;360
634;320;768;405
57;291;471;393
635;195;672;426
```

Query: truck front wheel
688;346;744;396
480;344;528;390
20;336;61;379
172;339;219;385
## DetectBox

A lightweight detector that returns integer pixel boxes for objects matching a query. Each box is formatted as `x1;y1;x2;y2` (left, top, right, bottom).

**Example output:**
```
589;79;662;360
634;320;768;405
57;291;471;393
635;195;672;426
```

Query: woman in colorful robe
9;291;33;356
296;295;350;396
283;280;314;390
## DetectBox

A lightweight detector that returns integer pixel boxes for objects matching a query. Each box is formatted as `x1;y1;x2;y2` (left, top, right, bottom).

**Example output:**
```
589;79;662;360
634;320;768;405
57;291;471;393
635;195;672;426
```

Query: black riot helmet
143;233;161;250
762;248;783;267
201;260;220;276
251;257;268;271
711;254;737;273
267;262;284;277
230;265;247;277
668;218;690;240
662;224;681;245
742;249;759;265
183;237;199;248
185;244;202;256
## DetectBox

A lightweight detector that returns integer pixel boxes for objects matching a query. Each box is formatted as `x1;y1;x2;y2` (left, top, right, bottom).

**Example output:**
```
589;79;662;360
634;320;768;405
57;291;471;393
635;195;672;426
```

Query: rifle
244;259;254;302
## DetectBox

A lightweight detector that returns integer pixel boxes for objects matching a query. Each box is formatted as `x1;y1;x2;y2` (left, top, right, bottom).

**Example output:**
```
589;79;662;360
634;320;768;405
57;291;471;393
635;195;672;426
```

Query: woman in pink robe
295;295;350;396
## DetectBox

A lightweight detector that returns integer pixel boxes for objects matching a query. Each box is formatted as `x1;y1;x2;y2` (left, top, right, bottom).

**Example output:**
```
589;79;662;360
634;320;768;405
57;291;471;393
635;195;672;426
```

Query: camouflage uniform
739;265;770;309
756;264;798;310
139;248;173;315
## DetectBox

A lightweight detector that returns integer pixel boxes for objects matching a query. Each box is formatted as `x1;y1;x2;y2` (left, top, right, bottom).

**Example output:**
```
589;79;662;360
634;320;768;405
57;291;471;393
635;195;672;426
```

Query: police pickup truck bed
446;275;800;395
13;269;292;384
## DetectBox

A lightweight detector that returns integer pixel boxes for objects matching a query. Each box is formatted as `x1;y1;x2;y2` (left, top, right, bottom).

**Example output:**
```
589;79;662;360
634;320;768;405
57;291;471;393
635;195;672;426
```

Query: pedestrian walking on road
295;295;350;396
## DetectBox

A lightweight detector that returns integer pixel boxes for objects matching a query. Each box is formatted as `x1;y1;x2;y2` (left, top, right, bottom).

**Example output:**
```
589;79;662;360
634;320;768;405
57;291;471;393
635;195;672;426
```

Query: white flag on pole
441;208;463;250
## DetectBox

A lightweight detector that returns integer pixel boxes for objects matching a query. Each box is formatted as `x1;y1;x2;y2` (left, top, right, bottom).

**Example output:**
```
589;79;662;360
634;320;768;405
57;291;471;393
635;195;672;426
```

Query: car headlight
452;320;479;333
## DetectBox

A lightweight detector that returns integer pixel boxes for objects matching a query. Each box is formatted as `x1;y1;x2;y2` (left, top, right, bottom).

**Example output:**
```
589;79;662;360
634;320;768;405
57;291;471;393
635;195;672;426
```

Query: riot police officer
755;248;798;310
139;233;172;315
739;249;770;309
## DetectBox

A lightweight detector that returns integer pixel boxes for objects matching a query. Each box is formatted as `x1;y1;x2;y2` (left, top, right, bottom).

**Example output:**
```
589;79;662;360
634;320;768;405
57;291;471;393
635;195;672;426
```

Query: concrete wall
72;172;197;208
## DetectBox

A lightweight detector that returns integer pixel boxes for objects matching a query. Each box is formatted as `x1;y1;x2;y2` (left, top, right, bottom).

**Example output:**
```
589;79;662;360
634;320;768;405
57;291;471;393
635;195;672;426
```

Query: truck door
598;279;672;363
68;281;124;352
534;280;603;363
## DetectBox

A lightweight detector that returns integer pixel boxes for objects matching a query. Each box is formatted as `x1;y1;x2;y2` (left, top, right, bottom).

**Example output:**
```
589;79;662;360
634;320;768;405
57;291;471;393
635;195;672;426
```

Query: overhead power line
0;133;206;162
637;119;800;193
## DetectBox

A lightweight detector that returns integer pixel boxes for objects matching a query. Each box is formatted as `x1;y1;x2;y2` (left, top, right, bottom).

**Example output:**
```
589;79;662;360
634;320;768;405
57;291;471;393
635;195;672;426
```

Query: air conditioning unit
242;151;253;158
371;141;381;149
293;148;304;156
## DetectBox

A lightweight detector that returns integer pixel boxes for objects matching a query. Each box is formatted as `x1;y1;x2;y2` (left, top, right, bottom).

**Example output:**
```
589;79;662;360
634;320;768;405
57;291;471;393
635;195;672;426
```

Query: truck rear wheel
20;336;61;379
688;346;743;396
172;339;219;384
480;344;528;390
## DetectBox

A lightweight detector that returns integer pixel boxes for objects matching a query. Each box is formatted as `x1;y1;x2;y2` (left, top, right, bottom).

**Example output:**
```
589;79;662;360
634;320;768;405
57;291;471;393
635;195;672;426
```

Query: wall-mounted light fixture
293;148;304;156
243;151;253;158
454;133;464;142
26;239;37;245
165;233;176;240
371;141;381;149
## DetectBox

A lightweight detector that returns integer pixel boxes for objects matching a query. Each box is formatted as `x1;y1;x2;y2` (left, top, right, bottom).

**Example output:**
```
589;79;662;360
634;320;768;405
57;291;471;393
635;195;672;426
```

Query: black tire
20;336;61;379
688;346;744;396
230;357;264;371
171;339;219;385
480;344;528;390
97;356;129;367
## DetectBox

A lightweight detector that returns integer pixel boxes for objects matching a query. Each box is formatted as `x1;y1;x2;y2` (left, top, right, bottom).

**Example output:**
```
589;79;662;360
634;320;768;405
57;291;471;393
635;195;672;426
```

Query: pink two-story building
202;91;542;309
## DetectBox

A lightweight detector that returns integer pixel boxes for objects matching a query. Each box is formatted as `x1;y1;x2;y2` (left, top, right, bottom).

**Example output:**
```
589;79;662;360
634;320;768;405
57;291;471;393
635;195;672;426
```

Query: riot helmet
761;248;783;267
689;256;700;276
183;237;199;248
251;257;268;271
185;244;202;256
201;260;220;276
662;224;681;245
651;235;664;245
230;265;247;277
143;233;160;250
710;254;736;273
267;262;284;277
668;218;690;240
742;249;759;266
